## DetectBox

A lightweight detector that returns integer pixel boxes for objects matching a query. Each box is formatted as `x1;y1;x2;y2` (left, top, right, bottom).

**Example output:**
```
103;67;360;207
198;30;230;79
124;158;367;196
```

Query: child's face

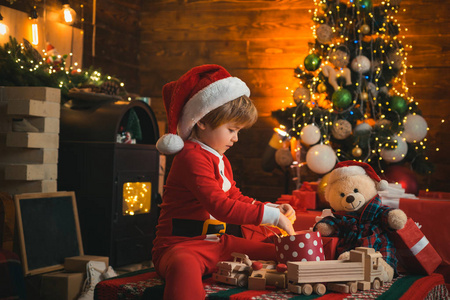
196;121;243;155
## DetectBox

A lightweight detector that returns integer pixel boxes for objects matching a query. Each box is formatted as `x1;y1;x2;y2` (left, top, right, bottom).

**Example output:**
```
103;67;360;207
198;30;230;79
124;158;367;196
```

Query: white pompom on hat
327;160;388;191
156;64;250;155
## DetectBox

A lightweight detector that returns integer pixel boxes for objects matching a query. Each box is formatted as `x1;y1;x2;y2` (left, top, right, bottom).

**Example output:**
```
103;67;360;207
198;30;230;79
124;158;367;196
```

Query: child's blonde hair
195;95;257;132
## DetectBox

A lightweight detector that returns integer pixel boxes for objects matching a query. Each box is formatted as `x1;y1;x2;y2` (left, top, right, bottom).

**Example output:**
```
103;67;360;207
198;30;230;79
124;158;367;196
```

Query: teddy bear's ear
377;179;388;191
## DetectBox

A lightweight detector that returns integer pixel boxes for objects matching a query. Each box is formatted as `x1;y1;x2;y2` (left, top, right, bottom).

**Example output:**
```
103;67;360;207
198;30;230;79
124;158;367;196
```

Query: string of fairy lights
0;2;130;101
272;0;441;182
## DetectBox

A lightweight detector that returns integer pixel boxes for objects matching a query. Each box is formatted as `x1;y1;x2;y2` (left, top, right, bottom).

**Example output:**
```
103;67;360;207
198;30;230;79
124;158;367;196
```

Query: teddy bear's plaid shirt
314;196;398;271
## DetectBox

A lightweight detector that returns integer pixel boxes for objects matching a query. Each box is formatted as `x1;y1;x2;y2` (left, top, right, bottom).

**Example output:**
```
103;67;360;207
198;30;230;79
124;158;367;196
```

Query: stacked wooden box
0;86;60;194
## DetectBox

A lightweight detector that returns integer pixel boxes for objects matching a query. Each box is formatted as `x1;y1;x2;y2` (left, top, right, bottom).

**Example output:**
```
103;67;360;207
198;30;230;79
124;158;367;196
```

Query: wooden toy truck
287;247;389;295
212;253;253;287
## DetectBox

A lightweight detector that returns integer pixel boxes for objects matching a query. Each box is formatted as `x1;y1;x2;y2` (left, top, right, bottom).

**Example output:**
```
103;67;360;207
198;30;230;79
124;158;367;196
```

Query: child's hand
279;204;296;224
277;214;295;236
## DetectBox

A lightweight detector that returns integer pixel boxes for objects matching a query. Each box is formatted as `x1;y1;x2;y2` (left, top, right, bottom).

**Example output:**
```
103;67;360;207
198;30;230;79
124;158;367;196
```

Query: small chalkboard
14;191;84;276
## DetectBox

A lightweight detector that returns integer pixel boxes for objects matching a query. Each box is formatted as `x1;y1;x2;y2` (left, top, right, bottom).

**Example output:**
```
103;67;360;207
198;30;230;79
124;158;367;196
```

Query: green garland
0;36;126;103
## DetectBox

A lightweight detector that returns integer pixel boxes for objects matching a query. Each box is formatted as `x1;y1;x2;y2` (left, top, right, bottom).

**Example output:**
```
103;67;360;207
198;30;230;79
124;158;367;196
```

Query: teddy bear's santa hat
328;161;388;191
156;64;250;155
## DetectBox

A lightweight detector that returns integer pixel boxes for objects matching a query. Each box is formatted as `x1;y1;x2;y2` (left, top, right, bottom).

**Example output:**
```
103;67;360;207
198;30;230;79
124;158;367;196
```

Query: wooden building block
5;164;57;181
3;86;61;103
7;99;60;118
6;132;59;149
64;255;110;273
0;180;57;194
0;147;58;164
41;271;85;300
31;117;60;133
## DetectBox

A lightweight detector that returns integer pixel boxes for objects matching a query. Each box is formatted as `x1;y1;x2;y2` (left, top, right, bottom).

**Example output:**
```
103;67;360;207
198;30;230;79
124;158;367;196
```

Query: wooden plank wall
138;0;450;200
81;0;141;93
4;0;448;200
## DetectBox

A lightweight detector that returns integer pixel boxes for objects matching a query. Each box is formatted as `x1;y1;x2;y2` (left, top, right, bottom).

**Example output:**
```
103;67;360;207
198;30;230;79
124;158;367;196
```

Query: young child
153;64;296;299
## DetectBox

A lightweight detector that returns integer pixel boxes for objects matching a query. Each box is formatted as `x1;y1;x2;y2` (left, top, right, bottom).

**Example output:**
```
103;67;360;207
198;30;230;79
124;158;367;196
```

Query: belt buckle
202;219;226;235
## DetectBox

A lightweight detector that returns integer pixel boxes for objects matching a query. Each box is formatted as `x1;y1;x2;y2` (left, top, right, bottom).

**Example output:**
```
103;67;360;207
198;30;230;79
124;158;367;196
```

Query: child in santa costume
153;65;296;299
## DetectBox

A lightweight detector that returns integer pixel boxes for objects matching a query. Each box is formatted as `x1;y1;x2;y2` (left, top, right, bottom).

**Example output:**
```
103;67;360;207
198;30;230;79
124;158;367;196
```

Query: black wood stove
58;100;160;267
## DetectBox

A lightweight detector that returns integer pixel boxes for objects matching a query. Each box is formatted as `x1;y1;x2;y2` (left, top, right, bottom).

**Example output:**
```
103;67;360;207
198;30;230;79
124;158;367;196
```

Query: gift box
418;190;450;199
292;190;316;210
274;230;325;264
293;210;322;231
390;218;442;275
398;198;450;267
322;236;339;260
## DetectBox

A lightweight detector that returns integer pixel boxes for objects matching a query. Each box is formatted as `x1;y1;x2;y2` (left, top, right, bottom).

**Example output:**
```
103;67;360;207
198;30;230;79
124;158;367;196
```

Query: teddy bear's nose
346;195;355;203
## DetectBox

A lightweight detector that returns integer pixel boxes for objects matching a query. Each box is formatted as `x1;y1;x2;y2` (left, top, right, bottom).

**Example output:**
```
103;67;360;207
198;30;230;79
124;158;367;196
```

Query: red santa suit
152;139;279;299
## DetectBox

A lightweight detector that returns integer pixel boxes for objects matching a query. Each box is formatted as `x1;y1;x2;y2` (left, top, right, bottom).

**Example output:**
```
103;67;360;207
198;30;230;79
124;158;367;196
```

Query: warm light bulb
0;14;8;35
0;22;8;35
32;23;39;45
61;4;76;24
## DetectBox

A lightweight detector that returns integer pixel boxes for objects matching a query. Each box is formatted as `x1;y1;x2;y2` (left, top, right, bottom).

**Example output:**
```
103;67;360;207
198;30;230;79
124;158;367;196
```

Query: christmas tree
271;0;434;187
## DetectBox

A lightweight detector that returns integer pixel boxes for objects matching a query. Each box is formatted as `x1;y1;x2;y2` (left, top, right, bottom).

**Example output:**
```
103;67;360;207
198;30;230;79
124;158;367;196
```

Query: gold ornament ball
352;146;363;157
317;83;327;93
360;91;369;101
317;172;331;209
360;24;371;35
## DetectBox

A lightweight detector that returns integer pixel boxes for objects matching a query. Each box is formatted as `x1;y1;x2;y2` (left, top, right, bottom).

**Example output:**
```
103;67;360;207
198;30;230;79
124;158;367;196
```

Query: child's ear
196;121;206;130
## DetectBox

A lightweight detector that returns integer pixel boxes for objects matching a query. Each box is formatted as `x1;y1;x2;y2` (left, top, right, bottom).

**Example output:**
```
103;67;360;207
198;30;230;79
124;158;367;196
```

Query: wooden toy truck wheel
314;283;326;295
347;282;357;294
236;273;248;288
372;279;381;289
302;284;313;295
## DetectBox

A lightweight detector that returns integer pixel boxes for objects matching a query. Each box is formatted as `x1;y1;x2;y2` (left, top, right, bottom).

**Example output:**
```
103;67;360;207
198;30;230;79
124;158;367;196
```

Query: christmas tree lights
272;0;434;179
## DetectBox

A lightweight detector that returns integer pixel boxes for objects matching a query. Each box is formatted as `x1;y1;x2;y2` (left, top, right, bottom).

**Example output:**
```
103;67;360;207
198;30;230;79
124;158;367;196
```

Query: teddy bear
313;160;407;282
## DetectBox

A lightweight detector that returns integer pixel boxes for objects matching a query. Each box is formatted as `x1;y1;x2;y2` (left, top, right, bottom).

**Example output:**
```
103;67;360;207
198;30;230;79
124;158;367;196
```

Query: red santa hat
156;64;250;155
328;161;388;191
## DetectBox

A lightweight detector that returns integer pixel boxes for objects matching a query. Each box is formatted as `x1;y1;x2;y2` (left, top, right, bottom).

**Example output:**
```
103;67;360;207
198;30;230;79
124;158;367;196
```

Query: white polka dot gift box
274;230;325;264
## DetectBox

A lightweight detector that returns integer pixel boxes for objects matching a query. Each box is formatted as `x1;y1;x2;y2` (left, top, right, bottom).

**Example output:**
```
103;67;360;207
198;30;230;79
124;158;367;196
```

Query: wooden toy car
287;247;389;295
212;252;253;287
248;262;287;290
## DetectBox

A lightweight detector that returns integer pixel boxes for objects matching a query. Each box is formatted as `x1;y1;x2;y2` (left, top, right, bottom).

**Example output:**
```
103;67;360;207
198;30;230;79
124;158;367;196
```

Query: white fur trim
377;179;388;191
328;165;366;185
177;77;250;140
156;133;184;155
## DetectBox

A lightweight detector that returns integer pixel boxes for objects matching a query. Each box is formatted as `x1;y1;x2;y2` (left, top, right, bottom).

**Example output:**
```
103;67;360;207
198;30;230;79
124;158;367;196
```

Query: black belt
172;218;242;238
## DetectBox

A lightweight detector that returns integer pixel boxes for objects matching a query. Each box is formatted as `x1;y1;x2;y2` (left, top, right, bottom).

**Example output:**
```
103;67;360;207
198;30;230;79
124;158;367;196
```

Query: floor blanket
94;268;449;300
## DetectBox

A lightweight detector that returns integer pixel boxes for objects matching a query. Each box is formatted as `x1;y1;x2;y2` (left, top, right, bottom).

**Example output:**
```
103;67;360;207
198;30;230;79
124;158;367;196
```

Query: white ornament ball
316;24;334;44
331;119;352;140
300;124;321;145
402;114;428;142
293;87;311;104
381;135;408;163
306;144;337;174
351;55;371;73
354;122;372;133
275;148;294;167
